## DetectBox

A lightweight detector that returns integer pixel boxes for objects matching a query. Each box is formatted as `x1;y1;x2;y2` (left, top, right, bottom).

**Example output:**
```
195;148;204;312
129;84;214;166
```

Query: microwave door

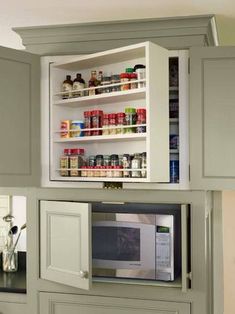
92;221;156;280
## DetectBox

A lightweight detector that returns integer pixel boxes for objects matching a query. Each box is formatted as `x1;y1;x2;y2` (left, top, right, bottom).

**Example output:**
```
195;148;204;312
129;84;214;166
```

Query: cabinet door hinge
188;58;190;74
188;165;191;181
187;271;192;281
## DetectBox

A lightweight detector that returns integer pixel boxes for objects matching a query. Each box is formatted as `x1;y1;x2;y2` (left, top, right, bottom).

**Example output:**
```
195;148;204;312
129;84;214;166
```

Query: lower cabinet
39;292;191;314
0;302;26;314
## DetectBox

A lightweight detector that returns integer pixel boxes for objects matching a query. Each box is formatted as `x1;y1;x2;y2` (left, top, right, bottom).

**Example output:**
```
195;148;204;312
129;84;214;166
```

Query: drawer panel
0;302;26;314
39;292;190;314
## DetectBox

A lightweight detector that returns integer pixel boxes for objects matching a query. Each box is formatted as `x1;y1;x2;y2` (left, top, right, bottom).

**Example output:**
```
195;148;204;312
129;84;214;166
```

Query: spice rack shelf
49;41;169;184
53;88;146;107
54;133;146;144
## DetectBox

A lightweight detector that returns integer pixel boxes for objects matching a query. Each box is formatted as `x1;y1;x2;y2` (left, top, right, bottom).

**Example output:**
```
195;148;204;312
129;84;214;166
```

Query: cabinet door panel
39;292;191;314
0;46;40;187
40;201;91;290
190;46;235;189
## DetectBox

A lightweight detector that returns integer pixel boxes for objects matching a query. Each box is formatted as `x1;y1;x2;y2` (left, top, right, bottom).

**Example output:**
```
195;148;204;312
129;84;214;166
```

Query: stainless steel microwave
92;203;181;281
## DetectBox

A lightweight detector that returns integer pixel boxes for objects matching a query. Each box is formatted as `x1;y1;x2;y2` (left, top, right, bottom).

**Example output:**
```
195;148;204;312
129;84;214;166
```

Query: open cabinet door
40;201;92;290
190;46;235;190
0;46;40;186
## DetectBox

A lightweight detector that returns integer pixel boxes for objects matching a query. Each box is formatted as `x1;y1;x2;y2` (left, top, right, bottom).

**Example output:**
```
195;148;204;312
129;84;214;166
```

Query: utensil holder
2;248;18;272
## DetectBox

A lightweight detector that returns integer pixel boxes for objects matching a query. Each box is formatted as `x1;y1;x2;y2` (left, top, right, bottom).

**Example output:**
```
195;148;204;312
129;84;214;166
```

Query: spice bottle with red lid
60;148;72;177
84;111;92;136
70;148;85;177
91;110;103;135
116;112;125;134
120;73;130;91
129;73;138;89
136;108;146;133
108;113;117;135
102;114;109;135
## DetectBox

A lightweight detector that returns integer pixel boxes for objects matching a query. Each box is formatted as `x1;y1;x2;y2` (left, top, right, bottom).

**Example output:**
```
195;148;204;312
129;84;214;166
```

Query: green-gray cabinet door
190;46;235;190
0;46;40;187
40;200;92;290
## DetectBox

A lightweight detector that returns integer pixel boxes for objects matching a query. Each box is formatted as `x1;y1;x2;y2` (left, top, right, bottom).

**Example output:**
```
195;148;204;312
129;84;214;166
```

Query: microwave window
92;226;140;261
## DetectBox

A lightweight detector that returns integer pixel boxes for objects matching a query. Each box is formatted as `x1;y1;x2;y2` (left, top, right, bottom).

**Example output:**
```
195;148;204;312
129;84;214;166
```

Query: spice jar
60;148;72;177
88;70;99;95
103;155;111;166
111;74;121;92
116;112;125;134
108;113;117;135
136;108;146;133
87;166;94;177
81;166;87;177
134;64;146;88
70;120;84;137
123;154;131;178
70;148;85;177
141;152;147;178
110;154;119;166
125;108;136;133
102;114;109;135
91;110;103;135
120;73;130;91
84;111;92;136
106;166;113;178
88;155;96;167
129;73;138;89
131;153;142;178
60;120;70;138
101;76;111;93
113;166;123;178
96;155;104;166
100;166;107;177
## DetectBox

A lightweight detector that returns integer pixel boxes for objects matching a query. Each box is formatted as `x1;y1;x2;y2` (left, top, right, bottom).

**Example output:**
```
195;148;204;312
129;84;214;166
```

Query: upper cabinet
0;46;40;187
190;46;235;190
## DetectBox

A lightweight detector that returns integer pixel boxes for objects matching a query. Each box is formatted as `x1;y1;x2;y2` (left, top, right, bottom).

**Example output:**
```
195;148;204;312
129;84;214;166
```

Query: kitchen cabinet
0;46;40;187
190;46;235;190
41;46;189;189
0;301;26;314
39;292;191;314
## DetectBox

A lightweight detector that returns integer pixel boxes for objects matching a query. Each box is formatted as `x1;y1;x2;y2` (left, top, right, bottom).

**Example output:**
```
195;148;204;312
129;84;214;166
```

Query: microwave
92;203;181;281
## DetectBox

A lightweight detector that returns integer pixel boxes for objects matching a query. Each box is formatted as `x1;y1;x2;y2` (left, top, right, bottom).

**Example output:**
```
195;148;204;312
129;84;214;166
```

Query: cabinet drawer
0;302;26;314
39;292;190;314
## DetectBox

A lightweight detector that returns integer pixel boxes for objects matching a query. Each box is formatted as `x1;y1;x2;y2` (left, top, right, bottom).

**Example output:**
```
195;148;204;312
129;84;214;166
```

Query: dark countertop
0;270;26;293
0;251;26;294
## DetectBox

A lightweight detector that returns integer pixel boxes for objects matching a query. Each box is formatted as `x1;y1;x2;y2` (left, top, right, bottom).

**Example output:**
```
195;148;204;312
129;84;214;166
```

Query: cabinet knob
79;270;88;279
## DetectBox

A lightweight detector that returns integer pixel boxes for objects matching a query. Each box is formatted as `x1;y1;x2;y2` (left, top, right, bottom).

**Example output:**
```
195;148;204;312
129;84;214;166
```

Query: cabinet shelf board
53;176;149;183
54;133;146;143
53;42;147;70
53;88;146;107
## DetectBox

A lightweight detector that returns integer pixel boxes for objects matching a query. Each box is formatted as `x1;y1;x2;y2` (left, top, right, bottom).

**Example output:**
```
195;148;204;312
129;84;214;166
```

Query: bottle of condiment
111;74;121;92
120;73;130;91
103;155;111;166
110;154;119;166
62;75;73;99
97;70;103;94
60;148;72;177
88;155;96;167
136;108;146;133
73;73;85;97
123;154;131;178
101;76;111;93
88;70;99;96
70;148;85;177
133;64;146;88
129;73;138;89
96;155;104;166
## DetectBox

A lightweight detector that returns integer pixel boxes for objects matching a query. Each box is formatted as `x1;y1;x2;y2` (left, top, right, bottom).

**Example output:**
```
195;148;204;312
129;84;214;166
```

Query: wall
222;191;235;314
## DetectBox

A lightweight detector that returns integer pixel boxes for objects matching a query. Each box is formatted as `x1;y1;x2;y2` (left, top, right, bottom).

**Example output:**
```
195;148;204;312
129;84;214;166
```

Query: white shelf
54;133;146;143
54;176;148;183
53;88;146;107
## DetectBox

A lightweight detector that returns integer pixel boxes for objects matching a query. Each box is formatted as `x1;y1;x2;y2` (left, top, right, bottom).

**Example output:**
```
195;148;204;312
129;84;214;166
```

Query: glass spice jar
106;166;113;178
100;166;107;177
136;108;146;133
88;155;96;167
91;110;103;135
87;166;94;177
60;148;72;177
102;114;109;135
110;154;119;166
84;111;92;136
70;148;85;177
96;155;104;166
113;166;123;178
131;153;142;178
81;166;87;177
108;113;117;135
88;70;99;95
125;108;136;133
129;73;138;89
123;154;131;178
120;73;130;91
141;152;147;178
103;155;111;166
101;76;111;93
111;74;121;92
116;112;125;134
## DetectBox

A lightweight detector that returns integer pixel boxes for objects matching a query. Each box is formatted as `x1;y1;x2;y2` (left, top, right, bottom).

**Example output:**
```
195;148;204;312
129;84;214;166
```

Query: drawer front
39;292;190;314
0;302;26;314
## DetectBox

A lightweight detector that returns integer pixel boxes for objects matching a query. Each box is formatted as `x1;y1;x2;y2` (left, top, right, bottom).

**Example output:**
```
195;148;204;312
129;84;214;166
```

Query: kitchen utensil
2;214;14;223
8;225;18;236
11;223;26;253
